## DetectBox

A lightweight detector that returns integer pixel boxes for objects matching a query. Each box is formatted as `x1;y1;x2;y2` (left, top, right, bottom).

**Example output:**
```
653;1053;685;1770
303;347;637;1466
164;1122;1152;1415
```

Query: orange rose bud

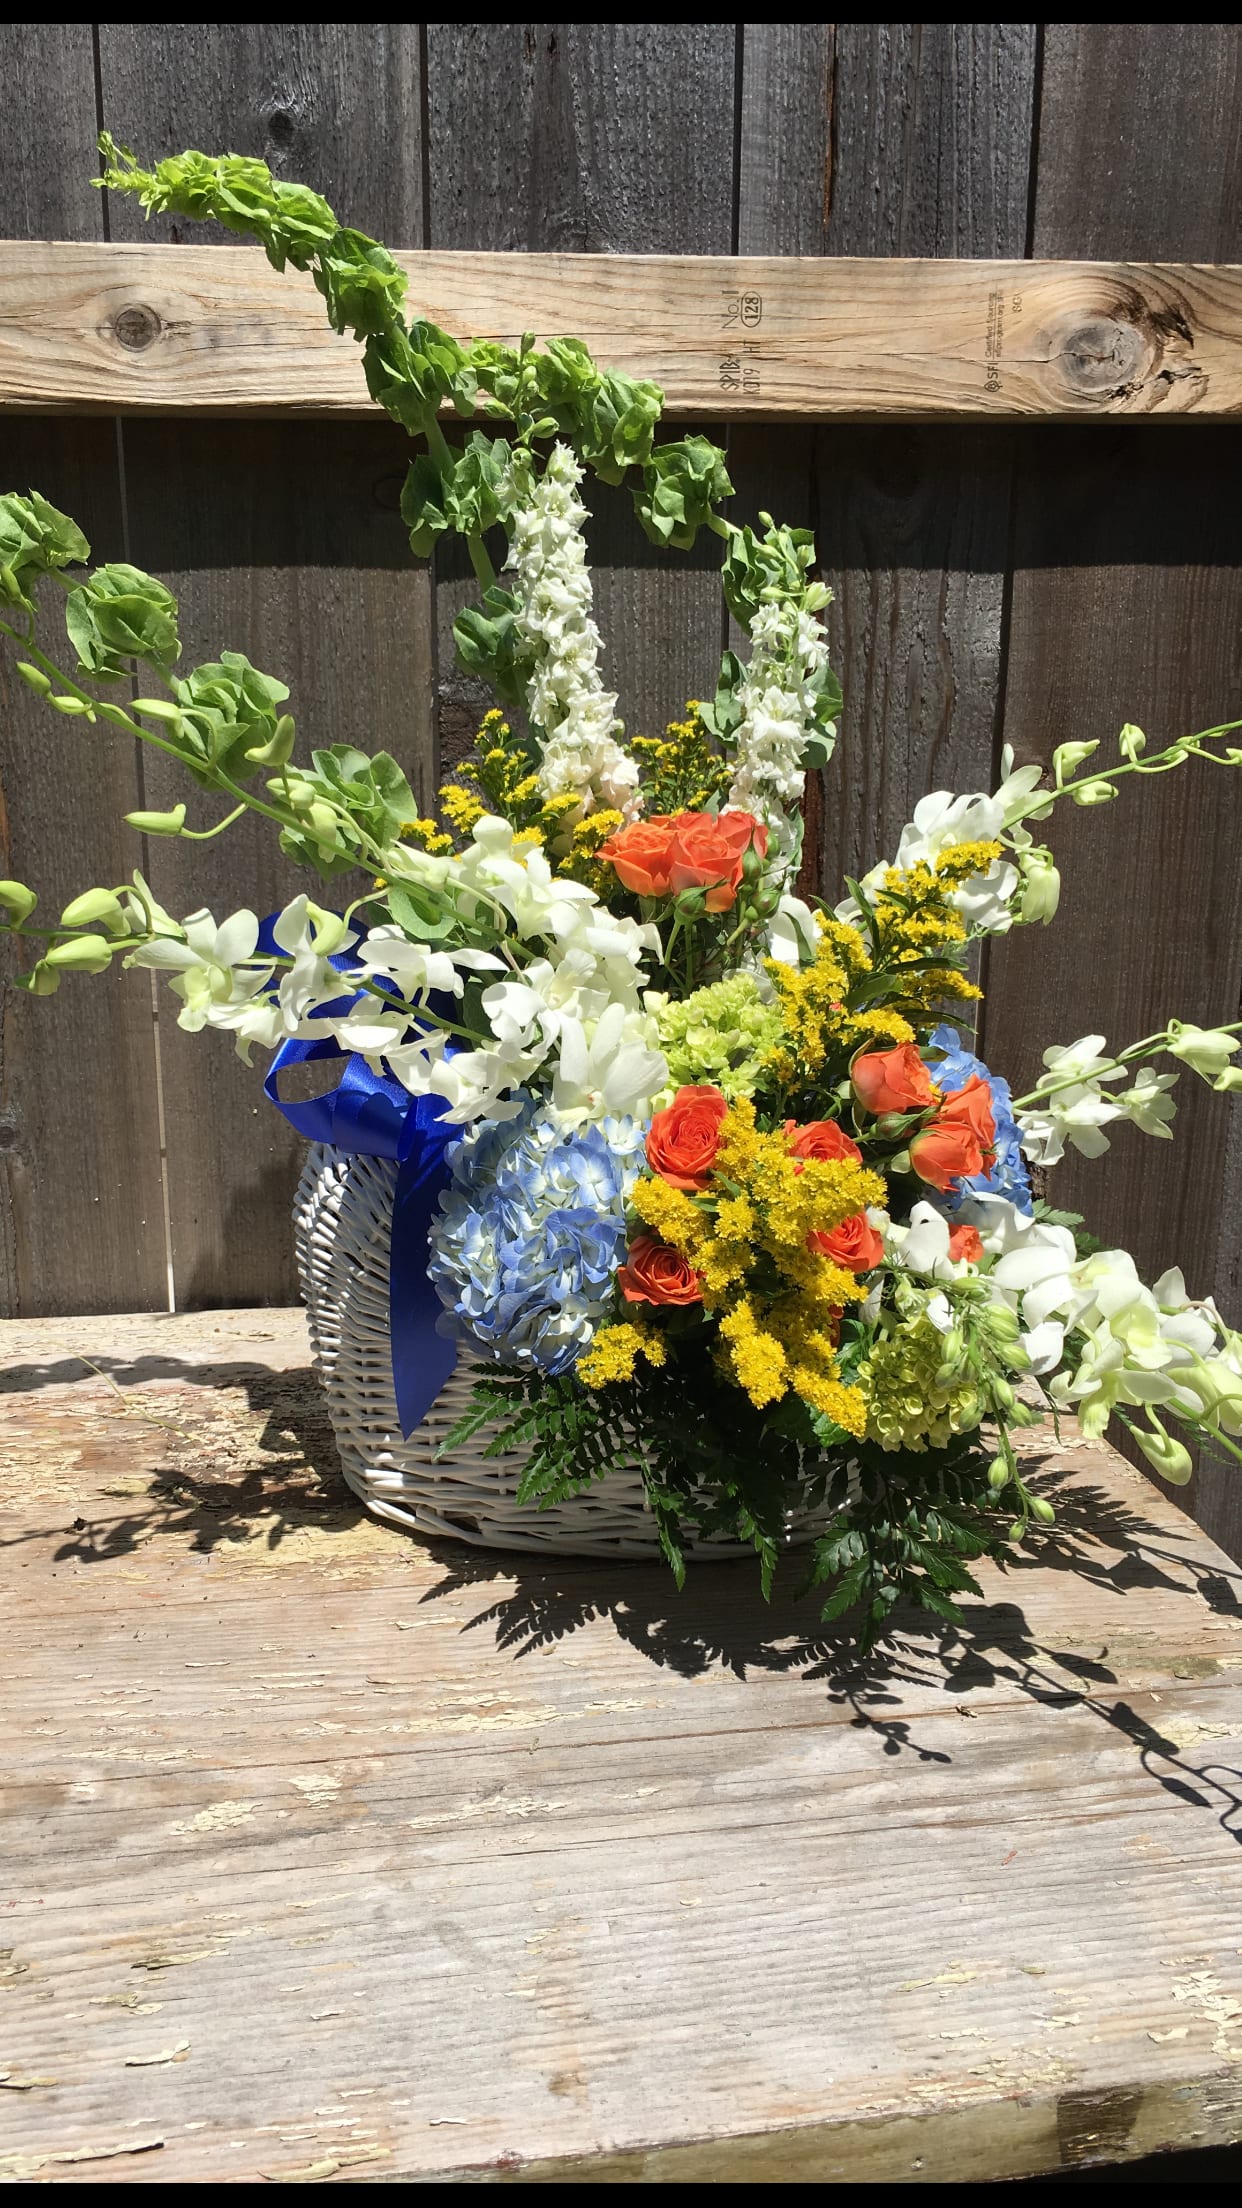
851;1043;937;1117
617;1233;704;1307
646;1084;729;1190
948;1222;985;1263
808;1211;885;1272
785;1118;863;1166
909;1076;997;1192
599;815;678;897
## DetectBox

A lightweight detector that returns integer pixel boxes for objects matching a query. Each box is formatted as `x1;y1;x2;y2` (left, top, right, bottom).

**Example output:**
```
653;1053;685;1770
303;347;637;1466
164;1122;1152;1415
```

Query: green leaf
387;882;455;942
437;1390;502;1458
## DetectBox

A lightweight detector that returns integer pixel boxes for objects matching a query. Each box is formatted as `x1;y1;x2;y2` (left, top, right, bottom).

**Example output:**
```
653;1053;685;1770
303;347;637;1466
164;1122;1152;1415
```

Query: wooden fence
3;23;1242;1557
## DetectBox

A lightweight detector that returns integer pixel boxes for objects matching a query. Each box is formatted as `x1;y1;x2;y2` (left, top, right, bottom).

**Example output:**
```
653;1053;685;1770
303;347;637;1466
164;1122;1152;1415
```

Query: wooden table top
3;1308;1242;2184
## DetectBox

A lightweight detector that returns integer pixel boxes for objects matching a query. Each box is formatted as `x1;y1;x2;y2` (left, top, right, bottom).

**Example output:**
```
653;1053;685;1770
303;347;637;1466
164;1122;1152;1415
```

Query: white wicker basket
293;1141;838;1559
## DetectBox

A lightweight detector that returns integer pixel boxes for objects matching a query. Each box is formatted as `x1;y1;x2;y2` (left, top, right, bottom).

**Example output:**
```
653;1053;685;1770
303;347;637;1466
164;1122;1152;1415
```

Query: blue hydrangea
923;1024;1032;1213
427;1099;647;1376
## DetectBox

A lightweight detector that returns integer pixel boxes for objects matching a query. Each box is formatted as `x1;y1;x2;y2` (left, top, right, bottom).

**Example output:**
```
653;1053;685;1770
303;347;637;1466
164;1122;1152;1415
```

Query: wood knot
112;303;162;353
1059;316;1148;395
265;106;299;149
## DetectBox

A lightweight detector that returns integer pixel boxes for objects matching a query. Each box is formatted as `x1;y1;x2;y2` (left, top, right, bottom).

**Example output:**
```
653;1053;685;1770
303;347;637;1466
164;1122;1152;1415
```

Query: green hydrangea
655;974;782;1102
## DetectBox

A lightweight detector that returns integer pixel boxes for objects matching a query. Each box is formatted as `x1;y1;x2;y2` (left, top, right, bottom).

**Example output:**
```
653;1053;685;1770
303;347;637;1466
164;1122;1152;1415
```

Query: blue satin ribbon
259;922;459;1438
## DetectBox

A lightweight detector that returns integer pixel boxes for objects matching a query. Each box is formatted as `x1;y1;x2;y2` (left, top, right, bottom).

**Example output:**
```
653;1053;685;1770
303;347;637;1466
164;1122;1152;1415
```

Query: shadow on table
8;1347;1242;1846
421;1459;1242;1847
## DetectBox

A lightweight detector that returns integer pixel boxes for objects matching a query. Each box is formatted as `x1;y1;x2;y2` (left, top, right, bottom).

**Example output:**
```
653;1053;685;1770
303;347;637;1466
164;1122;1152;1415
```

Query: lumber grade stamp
2;244;1241;421
2;1308;1242;2183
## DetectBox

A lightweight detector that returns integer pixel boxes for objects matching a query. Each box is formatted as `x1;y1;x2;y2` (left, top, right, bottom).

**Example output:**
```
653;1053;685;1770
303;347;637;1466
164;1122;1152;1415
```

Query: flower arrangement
5;140;1242;1642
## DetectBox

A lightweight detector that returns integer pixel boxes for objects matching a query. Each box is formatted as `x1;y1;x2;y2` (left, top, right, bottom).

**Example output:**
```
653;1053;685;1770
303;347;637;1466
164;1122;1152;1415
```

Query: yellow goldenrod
631;702;730;814
399;816;454;855
765;915;912;1090
578;1320;668;1387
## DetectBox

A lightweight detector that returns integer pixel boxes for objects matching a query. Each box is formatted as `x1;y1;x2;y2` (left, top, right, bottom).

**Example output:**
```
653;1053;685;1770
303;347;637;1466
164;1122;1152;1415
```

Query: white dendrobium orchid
963;1227;1237;1460
505;442;640;828
1115;1064;1178;1139
1012;1034;1129;1165
885;1201;972;1281
549;1002;667;1129
766;892;820;969
270;895;355;1034
351;926;504;1001
128;906;276;1038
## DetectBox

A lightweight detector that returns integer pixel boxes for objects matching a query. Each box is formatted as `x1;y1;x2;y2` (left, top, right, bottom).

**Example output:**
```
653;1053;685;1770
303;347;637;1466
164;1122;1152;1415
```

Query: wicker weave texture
293;1142;834;1559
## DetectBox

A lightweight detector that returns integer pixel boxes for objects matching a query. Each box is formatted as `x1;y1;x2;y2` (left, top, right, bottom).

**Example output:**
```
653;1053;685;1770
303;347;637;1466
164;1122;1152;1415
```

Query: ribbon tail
389;1118;460;1439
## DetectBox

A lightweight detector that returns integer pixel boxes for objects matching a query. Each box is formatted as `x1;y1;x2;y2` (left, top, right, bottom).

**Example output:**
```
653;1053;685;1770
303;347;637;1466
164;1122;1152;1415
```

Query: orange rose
948;1222;985;1264
909;1076;997;1192
712;809;769;859
851;1044;936;1117
808;1211;885;1272
617;1233;704;1307
646;1084;729;1190
601;810;768;912
667;810;767;913
600;815;678;896
785;1118;862;1166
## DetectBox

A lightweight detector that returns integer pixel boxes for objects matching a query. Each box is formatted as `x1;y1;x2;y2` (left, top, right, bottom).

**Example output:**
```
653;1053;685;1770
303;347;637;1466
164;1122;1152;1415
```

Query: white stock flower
505;443;640;827
727;599;832;871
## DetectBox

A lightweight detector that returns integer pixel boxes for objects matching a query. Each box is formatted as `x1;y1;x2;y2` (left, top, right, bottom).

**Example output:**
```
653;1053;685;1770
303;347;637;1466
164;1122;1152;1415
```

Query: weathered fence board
0;30;169;1317
121;418;425;1308
424;23;737;762
7;242;1242;422
96;24;426;252
69;26;434;1309
822;24;1038;258
733;21;1032;914
983;22;1242;1560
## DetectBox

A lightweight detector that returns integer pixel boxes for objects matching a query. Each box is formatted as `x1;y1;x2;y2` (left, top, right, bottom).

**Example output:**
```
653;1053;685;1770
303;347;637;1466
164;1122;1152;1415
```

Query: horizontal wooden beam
2;242;1242;421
